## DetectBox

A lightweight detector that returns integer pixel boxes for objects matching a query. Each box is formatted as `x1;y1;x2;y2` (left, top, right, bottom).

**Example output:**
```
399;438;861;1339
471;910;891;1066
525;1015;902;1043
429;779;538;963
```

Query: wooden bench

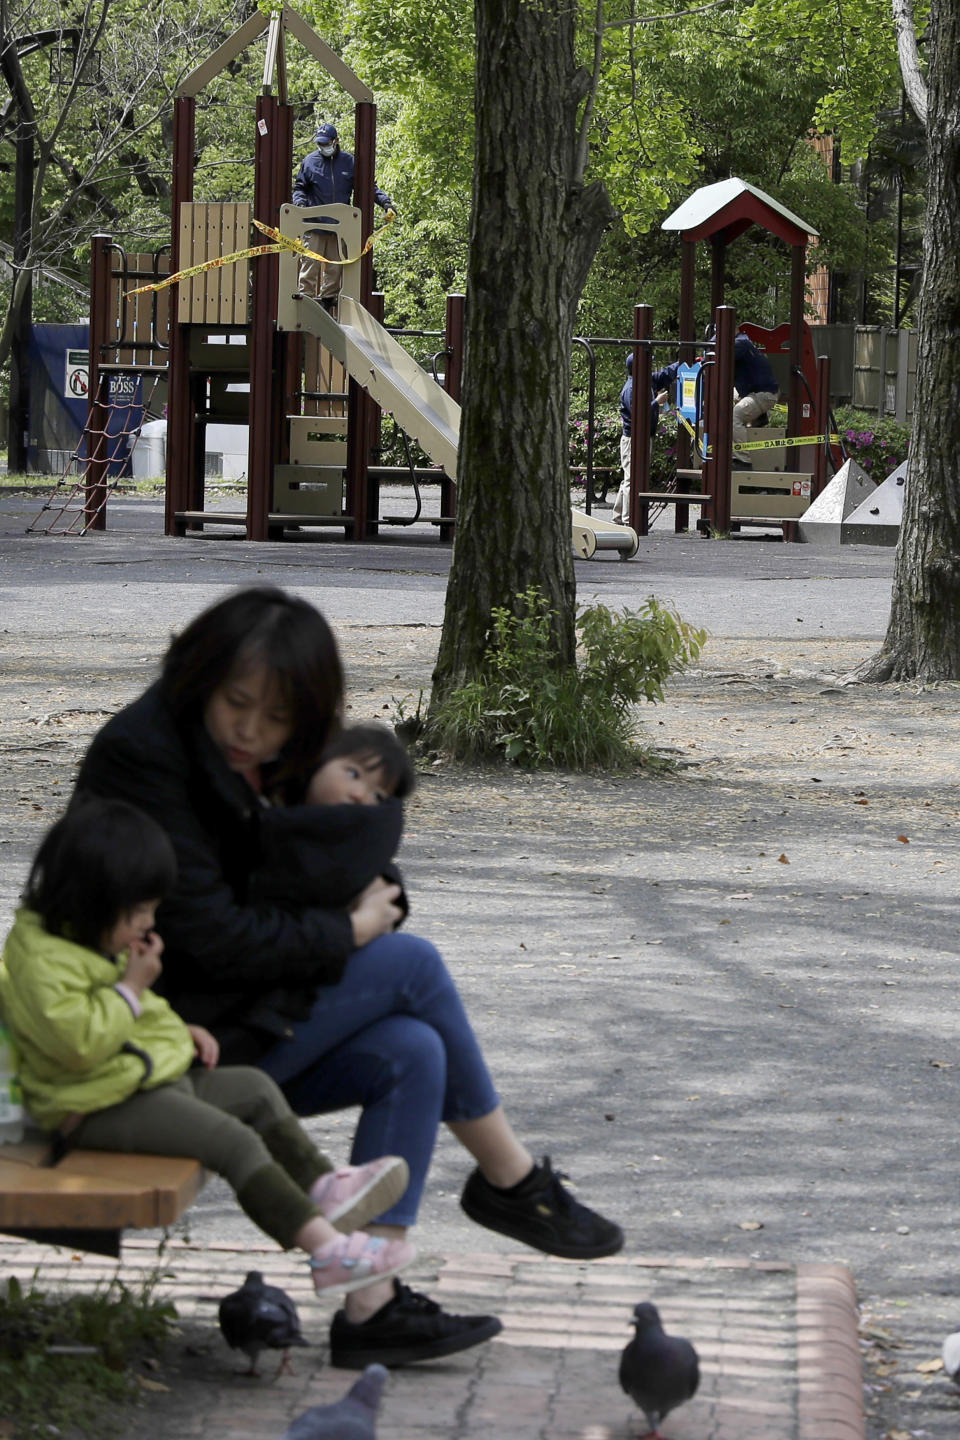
0;1141;206;1258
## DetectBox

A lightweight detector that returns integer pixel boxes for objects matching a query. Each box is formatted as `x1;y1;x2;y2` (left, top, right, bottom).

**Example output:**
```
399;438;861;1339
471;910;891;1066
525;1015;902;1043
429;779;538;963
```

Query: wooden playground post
441;292;465;540
165;94;196;535
248;92;286;541
627;304;652;535
710;305;736;533
812;352;832;500
787;245;806;476
84;234;112;531
345;99;379;538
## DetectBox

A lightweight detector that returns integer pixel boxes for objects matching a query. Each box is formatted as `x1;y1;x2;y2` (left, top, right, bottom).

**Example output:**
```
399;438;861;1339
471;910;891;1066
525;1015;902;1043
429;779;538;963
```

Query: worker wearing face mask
293;123;395;310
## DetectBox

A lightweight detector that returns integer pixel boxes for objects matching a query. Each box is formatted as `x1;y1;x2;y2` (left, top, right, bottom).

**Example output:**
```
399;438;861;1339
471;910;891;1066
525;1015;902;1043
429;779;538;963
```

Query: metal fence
811;324;917;421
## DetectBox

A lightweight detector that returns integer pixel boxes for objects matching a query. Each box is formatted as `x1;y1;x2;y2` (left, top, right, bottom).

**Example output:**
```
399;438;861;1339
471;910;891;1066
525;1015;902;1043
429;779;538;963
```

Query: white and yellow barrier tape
124;211;396;298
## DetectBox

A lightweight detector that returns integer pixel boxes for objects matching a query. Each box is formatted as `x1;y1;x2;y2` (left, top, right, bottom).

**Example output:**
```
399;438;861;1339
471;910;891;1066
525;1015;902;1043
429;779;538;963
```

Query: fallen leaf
855;798;869;805
897;835;909;844
737;1220;764;1231
886;1429;911;1440
929;1059;954;1069
136;1376;171;1393
778;853;789;864
917;1358;943;1374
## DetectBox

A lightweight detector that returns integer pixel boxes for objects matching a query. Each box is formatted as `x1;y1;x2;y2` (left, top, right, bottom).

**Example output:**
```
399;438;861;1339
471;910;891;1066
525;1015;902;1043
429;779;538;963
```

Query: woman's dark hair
24;796;177;950
161;587;345;777
320;724;416;799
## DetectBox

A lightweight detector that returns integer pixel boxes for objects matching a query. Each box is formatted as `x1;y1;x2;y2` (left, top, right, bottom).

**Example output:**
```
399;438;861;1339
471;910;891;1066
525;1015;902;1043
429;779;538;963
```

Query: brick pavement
0;1236;863;1439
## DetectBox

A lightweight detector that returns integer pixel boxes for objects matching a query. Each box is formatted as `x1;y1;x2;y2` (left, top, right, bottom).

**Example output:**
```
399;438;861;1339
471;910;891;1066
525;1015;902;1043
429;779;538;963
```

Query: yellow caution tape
253;210;396;265
125;243;285;297
668;410;840;457
735;431;841;451
124;210;397;298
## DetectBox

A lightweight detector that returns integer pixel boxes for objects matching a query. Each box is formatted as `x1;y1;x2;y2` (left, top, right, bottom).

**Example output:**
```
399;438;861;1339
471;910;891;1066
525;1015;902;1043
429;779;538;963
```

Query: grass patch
0;1271;178;1437
417;588;706;770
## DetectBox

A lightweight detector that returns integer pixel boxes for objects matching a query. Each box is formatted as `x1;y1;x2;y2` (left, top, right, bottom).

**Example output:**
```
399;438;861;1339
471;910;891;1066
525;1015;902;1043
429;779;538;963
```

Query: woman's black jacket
75;682;406;1063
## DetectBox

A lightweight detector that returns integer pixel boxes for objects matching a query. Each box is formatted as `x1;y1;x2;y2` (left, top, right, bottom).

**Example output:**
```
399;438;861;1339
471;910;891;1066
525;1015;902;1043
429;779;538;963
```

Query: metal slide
292;293;637;558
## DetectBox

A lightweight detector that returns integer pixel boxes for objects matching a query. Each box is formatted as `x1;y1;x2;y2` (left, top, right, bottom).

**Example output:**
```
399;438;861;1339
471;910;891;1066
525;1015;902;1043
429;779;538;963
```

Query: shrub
422;587;706;770
831;405;910;480
0;1271;177;1436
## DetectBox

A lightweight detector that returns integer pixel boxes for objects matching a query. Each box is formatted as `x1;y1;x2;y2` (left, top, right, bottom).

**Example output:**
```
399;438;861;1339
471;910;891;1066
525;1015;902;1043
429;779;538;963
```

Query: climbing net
27;371;165;536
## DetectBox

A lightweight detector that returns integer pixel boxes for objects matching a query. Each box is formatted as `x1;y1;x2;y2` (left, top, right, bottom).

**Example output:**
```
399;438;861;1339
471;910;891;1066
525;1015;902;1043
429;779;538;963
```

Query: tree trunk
860;0;960;680
430;0;616;703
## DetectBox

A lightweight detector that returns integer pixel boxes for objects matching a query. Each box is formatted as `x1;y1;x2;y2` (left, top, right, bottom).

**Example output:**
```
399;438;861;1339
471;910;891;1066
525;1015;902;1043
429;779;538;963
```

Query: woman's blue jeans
257;931;500;1226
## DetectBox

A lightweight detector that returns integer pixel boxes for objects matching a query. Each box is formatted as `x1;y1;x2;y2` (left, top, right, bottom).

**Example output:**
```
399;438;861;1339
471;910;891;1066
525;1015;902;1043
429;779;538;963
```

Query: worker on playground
702;326;780;464
293;123;395;311
732;331;779;454
611;353;673;526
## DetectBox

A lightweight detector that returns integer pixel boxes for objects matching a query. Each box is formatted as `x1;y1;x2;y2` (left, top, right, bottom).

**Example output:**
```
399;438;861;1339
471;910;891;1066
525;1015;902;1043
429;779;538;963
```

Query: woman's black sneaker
460;1155;624;1259
329;1281;503;1369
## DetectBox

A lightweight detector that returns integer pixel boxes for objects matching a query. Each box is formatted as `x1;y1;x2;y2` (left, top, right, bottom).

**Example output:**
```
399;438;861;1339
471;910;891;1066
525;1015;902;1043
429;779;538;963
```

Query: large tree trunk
430;0;616;703
860;0;960;680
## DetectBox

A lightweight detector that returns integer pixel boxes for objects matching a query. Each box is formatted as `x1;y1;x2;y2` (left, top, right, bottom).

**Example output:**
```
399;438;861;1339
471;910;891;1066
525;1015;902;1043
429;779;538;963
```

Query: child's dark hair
24;796;177;950
321;724;416;799
161;587;344;778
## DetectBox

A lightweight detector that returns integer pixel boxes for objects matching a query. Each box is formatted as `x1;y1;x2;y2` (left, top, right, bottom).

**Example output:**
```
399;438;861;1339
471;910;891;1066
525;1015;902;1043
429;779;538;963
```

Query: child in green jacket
0;797;414;1297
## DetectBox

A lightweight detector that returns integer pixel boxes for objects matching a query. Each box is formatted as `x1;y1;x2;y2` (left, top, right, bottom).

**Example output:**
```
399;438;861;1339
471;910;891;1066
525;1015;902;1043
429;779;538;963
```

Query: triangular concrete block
841;462;906;546
797;459;874;546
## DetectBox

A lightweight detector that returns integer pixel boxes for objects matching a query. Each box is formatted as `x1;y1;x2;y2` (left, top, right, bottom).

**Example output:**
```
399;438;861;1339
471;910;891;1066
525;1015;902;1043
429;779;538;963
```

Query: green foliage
833;404;910;478
423;587;706;770
0;1270;178;1436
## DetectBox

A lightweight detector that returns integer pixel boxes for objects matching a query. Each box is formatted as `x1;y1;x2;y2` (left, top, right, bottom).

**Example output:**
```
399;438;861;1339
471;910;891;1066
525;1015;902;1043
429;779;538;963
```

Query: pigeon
942;1329;960;1383
278;1364;388;1439
218;1270;309;1377
618;1301;699;1438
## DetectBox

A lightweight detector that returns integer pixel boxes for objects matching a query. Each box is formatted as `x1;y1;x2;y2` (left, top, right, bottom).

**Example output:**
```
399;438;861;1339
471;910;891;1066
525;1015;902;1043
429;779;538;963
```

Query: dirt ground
2;530;960;1438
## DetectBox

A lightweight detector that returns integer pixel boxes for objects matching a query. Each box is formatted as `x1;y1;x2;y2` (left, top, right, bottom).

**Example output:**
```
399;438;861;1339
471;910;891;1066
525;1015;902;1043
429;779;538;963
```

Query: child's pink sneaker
309;1231;416;1295
310;1157;409;1232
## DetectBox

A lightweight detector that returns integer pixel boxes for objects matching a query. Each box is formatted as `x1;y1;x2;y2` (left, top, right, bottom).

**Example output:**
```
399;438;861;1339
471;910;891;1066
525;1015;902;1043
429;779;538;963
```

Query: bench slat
0;1146;205;1230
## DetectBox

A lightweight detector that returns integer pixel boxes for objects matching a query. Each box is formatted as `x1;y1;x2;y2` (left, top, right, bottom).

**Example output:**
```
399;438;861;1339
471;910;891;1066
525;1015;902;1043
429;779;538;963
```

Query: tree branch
891;0;927;124
604;0;735;30
573;0;605;183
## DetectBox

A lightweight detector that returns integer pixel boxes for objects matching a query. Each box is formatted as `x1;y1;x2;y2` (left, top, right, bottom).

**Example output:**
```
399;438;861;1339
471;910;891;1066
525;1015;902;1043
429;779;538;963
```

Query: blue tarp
27;323;143;475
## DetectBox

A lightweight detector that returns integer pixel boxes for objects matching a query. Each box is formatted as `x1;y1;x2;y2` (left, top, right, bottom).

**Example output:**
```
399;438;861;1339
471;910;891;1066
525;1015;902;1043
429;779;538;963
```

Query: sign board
677;363;700;423
109;373;138;403
65;348;89;400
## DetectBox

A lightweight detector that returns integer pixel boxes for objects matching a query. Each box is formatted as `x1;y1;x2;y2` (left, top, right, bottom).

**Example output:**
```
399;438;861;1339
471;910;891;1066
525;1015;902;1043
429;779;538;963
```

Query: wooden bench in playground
632;490;711;537
0;1140;206;1258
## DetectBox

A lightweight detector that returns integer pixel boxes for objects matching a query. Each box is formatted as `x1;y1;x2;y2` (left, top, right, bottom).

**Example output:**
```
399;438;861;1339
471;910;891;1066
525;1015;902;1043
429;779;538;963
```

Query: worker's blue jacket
733;334;779;396
293;147;393;212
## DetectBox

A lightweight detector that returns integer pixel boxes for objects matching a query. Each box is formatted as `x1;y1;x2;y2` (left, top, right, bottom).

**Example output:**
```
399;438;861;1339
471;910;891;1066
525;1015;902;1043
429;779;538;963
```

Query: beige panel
218;204;236;322
732;471;813;518
273;463;343;515
191;205;207;323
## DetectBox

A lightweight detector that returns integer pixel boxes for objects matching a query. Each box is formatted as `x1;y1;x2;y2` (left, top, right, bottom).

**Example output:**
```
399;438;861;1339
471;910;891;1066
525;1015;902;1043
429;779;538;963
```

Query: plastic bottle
0;1020;24;1143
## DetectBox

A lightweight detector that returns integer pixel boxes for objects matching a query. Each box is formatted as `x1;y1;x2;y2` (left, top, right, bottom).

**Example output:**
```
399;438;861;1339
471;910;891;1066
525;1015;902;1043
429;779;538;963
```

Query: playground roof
661;178;818;248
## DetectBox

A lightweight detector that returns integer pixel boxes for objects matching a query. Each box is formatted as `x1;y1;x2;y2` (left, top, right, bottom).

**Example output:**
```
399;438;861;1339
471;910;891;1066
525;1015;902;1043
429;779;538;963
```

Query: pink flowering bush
831;407;910;480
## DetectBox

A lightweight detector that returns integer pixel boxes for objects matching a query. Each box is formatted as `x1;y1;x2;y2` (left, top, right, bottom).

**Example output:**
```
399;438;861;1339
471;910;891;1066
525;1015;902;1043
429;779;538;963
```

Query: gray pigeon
618;1301;699;1437
279;1364;388;1439
218;1270;309;1377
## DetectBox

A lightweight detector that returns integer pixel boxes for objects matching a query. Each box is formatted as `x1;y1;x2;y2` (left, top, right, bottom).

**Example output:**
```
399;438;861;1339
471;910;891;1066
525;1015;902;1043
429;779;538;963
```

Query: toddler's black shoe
460;1155;624;1260
329;1280;502;1369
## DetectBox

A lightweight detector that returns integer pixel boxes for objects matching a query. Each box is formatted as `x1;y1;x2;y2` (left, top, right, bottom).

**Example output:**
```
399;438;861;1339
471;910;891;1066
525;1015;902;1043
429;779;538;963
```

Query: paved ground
0;1235;862;1440
1;486;960;1438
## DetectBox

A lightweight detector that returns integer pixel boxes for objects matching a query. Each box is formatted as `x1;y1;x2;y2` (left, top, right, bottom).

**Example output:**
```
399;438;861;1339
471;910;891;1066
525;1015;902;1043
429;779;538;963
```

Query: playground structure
35;7;636;559
620;180;842;541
